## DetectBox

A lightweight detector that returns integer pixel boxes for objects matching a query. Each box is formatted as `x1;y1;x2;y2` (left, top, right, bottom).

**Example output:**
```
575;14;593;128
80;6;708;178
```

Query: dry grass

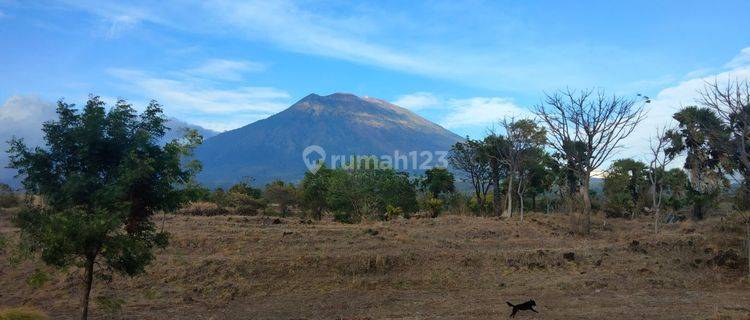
1;210;748;319
0;307;49;320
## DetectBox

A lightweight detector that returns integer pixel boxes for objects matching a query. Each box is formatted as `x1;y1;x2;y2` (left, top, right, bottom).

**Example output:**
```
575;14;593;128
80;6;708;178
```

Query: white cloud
392;92;440;111
441;97;530;129
616;47;750;164
107;65;291;131
52;0;645;91
187;59;265;81
392;93;530;129
0;96;57;185
0;95;56;146
726;47;750;69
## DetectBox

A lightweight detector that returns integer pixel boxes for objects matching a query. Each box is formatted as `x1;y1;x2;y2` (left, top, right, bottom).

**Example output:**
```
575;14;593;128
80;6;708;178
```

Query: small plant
425;198;444;218
385;205;404;220
333;212;354;223
25;269;50;289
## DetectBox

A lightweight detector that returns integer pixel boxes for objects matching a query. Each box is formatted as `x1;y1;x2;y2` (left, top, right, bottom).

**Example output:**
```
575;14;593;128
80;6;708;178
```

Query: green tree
662;168;689;213
326;160;417;222
299;164;332;220
483;134;508;217
490;118;546;219
7;96;201;320
228;177;262;198
666;106;729;220
421;167;455;198
263;180;298;217
603;159;648;218
448;139;492;215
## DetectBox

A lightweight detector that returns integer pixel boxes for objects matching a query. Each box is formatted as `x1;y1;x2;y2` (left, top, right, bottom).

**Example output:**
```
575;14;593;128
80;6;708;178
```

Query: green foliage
424;197;444;218
180;183;212;203
228;179;262;198
6;96;200;318
385;205;405;220
325;161;417;222
333;211;354;224
603;159;649;218
25;269;50;289
666;106;730;219
263;180;298;217
421;167;455;198
662;168;689;212
299;165;332;220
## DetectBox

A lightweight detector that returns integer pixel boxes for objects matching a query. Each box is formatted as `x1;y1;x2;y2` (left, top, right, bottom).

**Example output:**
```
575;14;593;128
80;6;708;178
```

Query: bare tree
698;78;750;279
699;79;750;183
533;89;647;234
647;125;674;234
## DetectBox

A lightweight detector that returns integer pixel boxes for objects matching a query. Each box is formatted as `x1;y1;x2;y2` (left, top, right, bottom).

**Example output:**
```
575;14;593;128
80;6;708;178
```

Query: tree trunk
81;255;95;320
652;183;659;234
746;222;750;280
518;191;525;223
692;203;703;221
503;175;513;218
491;163;501;217
581;174;592;234
532;195;536;212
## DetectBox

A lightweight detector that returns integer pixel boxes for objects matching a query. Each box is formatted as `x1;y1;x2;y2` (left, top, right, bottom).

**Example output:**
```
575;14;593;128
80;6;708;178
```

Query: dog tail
506;301;514;307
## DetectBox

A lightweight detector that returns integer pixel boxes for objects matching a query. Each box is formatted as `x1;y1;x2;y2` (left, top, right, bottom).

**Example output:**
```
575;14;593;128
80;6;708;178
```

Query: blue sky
2;0;750;161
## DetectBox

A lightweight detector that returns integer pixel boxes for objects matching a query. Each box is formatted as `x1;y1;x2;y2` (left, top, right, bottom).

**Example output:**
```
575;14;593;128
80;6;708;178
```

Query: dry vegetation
1;210;749;319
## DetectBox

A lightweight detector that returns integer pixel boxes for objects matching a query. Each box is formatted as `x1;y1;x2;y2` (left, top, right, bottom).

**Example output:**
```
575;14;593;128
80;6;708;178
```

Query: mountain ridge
195;93;463;187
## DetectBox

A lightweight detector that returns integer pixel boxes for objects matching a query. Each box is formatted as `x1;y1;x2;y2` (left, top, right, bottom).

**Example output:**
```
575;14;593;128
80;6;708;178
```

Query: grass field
1;211;749;319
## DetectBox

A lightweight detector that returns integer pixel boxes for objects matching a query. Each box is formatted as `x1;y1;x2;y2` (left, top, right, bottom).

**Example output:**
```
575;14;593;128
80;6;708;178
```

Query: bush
0;183;18;208
176;201;229;216
385;205;404;220
0;307;49;320
234;205;261;216
333;211;354;224
425;198;444;218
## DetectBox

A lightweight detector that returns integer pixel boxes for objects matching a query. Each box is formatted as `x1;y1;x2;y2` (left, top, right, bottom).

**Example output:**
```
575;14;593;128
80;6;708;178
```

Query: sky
1;0;750;164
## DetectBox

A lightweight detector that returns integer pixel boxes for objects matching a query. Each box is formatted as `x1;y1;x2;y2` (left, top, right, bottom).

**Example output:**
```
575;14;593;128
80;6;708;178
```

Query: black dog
506;300;538;318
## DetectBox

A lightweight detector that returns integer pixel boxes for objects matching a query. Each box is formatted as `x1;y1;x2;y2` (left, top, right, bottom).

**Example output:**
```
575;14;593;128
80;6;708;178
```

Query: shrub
425;198;444;218
25;269;50;289
0;307;49;320
333;211;354;223
385;205;404;220
176;201;229;216
0;183;18;208
234;204;261;216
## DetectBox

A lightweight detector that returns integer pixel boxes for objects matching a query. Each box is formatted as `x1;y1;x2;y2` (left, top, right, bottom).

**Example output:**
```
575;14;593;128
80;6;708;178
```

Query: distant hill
194;93;463;187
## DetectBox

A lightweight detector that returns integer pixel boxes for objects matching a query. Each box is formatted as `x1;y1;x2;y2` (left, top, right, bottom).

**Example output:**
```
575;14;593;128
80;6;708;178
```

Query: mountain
162;118;219;143
194;93;463;187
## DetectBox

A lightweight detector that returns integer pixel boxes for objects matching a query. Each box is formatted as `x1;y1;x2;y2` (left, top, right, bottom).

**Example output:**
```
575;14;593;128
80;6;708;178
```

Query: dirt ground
1;211;749;319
